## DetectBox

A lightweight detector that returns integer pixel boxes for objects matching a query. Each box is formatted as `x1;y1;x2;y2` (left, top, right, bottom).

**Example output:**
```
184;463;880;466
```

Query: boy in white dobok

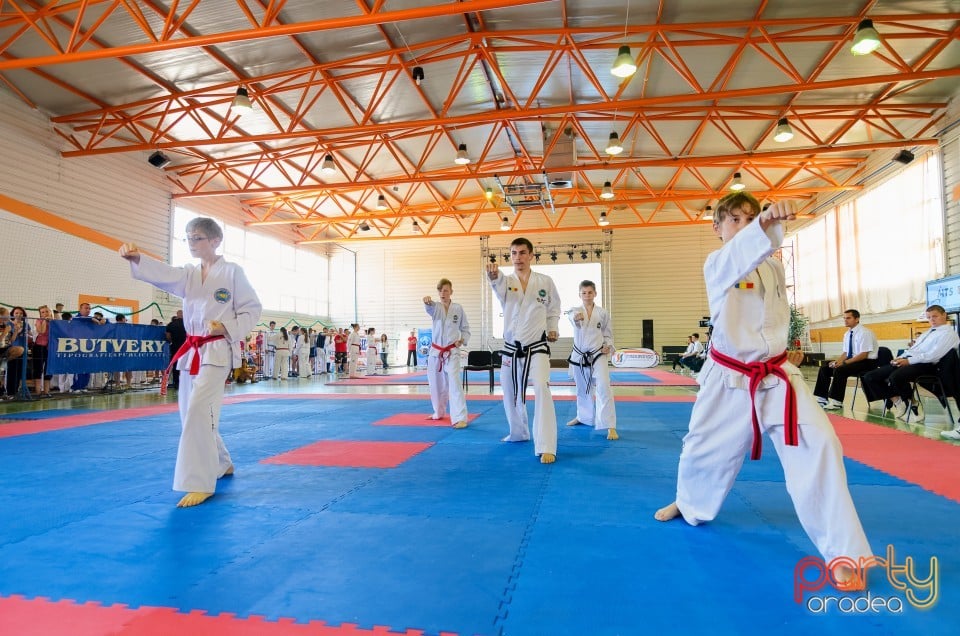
347;323;364;378
424;278;471;428
487;237;561;464
120;217;262;508
365;327;379;375
655;192;872;568
566;280;618;440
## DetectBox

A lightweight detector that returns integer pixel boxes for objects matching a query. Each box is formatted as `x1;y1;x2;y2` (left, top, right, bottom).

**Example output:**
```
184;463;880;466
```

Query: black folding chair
462;350;495;392
850;346;893;410
911;348;960;424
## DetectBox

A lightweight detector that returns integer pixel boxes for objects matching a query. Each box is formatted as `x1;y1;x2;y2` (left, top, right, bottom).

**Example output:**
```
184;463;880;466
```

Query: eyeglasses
185;236;209;243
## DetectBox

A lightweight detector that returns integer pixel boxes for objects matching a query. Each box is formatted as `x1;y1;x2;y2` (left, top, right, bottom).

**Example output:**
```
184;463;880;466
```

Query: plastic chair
910;347;960;424
462;350;495;392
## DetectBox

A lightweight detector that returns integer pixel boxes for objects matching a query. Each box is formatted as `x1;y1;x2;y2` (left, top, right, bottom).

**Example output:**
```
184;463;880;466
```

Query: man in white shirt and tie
813;309;879;410
862;304;959;421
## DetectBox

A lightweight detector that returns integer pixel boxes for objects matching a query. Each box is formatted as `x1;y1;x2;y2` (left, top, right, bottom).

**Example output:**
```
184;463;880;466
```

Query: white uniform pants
427;353;467;422
174;364;233;493
274;349;290;379
366;350;378;375
572;356;616;430
675;364;872;562
501;353;557;456
348;346;363;376
264;351;275;377
298;349;311;377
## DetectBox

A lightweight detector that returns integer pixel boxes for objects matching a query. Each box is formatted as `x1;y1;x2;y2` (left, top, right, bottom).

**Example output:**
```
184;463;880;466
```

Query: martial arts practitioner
264;321;278;378
566;280;618;440
424;278;471;428
274;327;291;380
297;326;312;378
487;237;561;464
365;328;379;375
119;217;262;508
347;323;364;378
655;193;872;571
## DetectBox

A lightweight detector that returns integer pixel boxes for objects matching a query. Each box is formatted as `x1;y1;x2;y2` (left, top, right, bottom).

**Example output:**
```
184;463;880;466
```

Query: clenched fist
119;243;141;264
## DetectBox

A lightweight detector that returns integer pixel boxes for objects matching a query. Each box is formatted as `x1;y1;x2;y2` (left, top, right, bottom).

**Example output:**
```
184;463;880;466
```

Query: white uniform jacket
490;271;560;345
568;305;613;354
425;302;471;355
131;256;261;370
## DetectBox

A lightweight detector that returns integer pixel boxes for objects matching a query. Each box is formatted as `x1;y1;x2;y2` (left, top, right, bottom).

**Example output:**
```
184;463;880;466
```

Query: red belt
432;342;457;372
161;334;226;396
709;348;798;460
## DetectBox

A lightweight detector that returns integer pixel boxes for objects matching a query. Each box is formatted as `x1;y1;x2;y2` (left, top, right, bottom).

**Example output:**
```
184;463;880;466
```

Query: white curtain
789;151;944;322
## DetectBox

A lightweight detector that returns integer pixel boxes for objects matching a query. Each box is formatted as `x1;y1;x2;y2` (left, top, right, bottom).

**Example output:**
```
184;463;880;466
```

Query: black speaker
893;150;914;165
148;151;171;168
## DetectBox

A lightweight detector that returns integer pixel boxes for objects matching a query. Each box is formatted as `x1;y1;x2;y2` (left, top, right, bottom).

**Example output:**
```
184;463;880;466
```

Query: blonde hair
437;278;452;291
714;192;761;224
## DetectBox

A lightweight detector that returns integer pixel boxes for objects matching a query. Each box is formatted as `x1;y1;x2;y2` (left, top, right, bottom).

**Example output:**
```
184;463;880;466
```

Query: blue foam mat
0;397;956;635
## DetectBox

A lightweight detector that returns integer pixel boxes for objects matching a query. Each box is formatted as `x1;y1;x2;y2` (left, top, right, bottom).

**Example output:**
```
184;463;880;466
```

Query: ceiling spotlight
454;143;471;165
147;150;171;169
500;216;511;231
600;181;615;200
412;220;422;234
730;172;745;191
534;252;541;262
485;187;494;200
550;251;558;262
893;149;915;164
580;250;588;260
412;66;425;86
605;132;624;156
489;254;497;264
231;86;252;113
566;250;575;261
611;45;637;78
851;19;881;56
598;211;610;226
773;118;794;143
594;249;602;258
376;194;388;210
503;252;511;262
321;154;337;174
359;221;371;232
703;205;714;221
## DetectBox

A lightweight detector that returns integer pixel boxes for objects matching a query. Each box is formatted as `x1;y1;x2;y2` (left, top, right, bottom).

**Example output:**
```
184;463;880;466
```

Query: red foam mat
373;413;481;427
830;414;960;503
261;440;434;468
0;595;454;636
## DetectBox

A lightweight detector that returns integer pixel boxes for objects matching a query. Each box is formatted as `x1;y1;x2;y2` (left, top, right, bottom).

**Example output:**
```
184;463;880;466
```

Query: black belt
502;336;550;405
568;345;603;388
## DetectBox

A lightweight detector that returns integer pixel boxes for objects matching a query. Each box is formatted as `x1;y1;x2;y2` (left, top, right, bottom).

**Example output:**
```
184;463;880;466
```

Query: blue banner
46;320;170;374
417;328;432;368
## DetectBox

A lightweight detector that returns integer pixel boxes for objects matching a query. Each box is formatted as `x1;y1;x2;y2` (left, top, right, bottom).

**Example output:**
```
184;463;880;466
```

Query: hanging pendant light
611;45;637;78
605;132;624;156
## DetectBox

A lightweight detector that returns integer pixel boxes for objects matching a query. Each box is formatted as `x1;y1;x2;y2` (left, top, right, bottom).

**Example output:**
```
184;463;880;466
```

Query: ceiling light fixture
595;249;603;258
500;216;510;231
321;154;337;174
893;149;915;164
454;143;471;165
703;205;714;221
600;181;615;200
611;45;637;78
580;250;588;260
231;86;252;113
412;220;421;234
359;221;371;232
730;172;745;191
851;19;881;56
566;249;575;261
376;194;388;210
489;254;497;264
605;132;624;156
773;118;794;143
485;187;494;200
412;66;425;86
598;211;610;226
550;251;558;262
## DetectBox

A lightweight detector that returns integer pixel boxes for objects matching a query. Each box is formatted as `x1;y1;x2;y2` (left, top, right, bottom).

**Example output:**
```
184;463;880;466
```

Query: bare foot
540;453;556;464
567;418;583;426
220;464;234;478
452;420;468;429
607;429;619;440
654;502;681;521
177;492;213;508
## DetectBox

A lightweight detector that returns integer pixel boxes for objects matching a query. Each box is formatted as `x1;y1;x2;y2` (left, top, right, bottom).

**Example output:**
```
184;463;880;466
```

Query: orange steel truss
0;2;957;241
